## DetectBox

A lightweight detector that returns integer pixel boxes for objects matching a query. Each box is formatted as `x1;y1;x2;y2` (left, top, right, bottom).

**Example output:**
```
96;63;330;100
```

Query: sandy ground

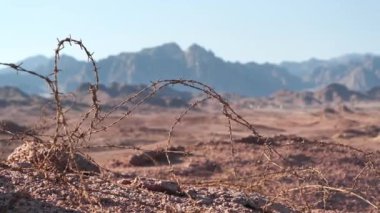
1;102;380;163
1;101;379;212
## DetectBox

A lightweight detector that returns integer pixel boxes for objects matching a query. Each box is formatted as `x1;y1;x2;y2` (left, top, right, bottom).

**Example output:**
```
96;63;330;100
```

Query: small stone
231;196;248;205
17;162;33;168
186;189;198;198
140;179;181;195
196;196;213;205
118;178;132;185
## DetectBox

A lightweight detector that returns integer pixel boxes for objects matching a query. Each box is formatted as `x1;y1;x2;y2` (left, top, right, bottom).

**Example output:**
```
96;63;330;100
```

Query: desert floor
1;102;379;212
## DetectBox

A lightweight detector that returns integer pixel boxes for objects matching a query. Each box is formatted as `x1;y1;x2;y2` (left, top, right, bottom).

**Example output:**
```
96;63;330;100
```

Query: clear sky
1;0;380;63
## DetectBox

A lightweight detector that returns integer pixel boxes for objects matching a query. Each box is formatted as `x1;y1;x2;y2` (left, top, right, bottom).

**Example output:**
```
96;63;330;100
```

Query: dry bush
0;37;379;212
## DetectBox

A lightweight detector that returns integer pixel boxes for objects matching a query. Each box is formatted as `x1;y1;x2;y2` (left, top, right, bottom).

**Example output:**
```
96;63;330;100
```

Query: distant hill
0;86;48;108
0;86;30;102
269;90;321;106
0;83;192;109
268;83;373;107
314;83;369;102
1;43;380;97
75;82;193;108
367;86;380;99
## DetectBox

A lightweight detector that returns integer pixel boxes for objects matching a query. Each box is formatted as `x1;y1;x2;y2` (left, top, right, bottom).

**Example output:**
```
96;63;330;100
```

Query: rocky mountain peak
140;42;183;59
186;44;214;59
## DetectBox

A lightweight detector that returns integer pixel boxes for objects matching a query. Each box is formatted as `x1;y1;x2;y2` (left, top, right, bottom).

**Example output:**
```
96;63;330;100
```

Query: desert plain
0;92;379;212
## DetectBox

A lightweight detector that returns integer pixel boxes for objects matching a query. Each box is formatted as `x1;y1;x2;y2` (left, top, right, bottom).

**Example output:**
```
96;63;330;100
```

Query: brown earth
0;100;379;212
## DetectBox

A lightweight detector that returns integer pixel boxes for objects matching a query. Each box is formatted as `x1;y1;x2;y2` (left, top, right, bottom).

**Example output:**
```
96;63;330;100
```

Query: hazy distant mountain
0;43;306;97
95;43;307;96
281;58;327;78
1;43;380;97
97;43;193;85
0;55;94;94
281;54;380;91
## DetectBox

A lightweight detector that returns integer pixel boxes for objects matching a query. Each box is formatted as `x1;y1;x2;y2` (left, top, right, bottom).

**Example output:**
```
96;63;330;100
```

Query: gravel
0;163;295;212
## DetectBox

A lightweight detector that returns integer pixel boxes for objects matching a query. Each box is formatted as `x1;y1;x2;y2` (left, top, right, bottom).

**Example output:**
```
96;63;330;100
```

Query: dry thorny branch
0;36;379;211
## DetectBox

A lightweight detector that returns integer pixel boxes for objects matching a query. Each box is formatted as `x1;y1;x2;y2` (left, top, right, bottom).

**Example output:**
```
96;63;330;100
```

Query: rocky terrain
0;160;295;212
1;97;380;212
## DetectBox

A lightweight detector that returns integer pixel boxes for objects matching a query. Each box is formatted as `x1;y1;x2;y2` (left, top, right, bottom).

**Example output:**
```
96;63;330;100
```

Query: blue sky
1;0;380;63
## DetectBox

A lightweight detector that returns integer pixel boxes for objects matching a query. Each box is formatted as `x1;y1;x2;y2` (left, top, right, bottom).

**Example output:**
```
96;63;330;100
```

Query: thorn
78;39;83;49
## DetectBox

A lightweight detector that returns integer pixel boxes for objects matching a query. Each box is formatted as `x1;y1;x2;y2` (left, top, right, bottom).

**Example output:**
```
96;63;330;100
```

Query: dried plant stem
287;185;378;210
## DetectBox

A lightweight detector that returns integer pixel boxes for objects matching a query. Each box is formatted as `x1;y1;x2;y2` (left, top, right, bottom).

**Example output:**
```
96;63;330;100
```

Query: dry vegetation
0;37;379;212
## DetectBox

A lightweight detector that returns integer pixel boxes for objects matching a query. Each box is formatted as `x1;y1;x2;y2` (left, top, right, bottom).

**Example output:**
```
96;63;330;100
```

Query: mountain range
281;54;380;91
1;43;380;97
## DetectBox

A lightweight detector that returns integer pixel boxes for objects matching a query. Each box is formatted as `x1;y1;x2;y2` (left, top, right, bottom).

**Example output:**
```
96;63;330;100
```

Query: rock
129;146;186;167
134;178;181;195
232;192;294;213
336;129;367;139
186;189;198;199
7;140;100;173
0;120;34;135
108;159;127;168
11;162;33;169
179;159;221;176
336;125;380;139
323;107;337;114
235;135;270;145
117;178;132;185
339;104;354;113
196;196;213;205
